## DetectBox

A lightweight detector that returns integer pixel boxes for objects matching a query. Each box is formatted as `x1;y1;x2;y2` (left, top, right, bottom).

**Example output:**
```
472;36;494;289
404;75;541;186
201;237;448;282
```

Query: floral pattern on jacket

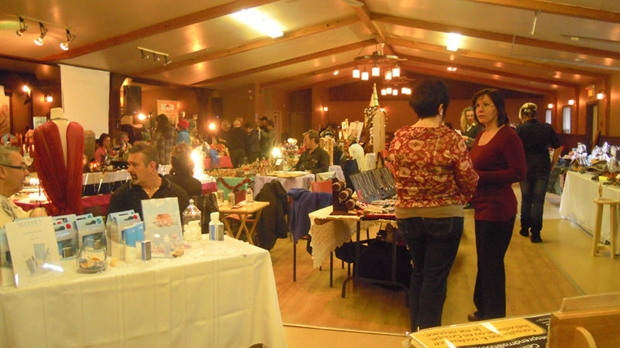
389;125;478;209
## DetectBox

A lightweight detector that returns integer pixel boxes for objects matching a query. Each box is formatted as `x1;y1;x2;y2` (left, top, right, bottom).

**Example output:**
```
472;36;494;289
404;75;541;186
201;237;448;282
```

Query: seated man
108;143;190;219
0;145;46;228
294;129;330;174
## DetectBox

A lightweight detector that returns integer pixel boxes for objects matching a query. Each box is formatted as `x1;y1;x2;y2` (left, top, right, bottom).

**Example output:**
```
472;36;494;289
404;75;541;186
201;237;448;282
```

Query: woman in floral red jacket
389;79;479;331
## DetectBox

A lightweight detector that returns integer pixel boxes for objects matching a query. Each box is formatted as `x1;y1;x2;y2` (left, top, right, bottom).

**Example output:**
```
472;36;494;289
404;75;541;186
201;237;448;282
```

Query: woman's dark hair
409;78;450;119
97;133;110;147
169;143;194;176
155;114;174;139
471;88;509;127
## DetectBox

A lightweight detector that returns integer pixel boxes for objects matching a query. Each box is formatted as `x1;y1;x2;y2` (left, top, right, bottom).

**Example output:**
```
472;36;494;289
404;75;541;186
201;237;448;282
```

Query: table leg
244;208;264;245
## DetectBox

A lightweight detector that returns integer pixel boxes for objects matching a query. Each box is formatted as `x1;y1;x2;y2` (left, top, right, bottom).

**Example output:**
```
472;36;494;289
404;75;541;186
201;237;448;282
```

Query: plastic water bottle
209;212;224;241
246;187;254;204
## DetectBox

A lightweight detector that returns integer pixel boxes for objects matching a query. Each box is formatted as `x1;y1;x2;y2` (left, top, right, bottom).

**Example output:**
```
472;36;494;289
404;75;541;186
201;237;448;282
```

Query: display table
316;165;345;182
215;177;251;197
253;173;314;196
218;201;270;245
559;171;620;244
0;236;286;348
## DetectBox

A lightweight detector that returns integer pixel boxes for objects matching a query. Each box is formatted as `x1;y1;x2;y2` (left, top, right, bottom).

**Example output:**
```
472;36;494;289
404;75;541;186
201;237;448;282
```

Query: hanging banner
157;100;179;125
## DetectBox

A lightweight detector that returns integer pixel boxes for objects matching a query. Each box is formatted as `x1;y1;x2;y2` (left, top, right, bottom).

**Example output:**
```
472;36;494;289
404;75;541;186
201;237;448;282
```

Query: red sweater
469;126;527;221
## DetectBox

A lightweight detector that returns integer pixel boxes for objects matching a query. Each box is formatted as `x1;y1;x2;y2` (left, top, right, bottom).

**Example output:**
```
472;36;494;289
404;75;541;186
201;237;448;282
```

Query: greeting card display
142;198;183;258
5;217;63;287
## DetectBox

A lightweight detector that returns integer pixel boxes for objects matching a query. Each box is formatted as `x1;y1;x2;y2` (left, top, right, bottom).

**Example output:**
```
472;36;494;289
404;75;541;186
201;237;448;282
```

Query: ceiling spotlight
153;53;161;62
34;22;48;46
447;33;462;52
60;29;75;51
15;17;28;36
163;56;172;66
140;49;149;60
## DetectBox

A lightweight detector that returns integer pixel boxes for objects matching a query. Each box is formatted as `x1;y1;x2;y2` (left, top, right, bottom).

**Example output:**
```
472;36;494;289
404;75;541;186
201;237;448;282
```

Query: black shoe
531;236;543;243
467;312;483;321
519;229;529;237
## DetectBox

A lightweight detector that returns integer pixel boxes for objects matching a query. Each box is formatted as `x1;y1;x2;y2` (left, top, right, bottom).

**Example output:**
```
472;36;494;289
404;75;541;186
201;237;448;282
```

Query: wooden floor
269;187;620;346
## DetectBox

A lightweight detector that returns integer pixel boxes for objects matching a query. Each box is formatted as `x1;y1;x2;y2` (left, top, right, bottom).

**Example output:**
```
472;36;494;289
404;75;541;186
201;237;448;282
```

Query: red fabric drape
33;122;84;215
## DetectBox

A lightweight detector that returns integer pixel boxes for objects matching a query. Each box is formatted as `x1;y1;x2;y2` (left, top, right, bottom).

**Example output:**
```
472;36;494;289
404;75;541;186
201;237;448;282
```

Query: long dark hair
471;88;509;127
155;114;174;139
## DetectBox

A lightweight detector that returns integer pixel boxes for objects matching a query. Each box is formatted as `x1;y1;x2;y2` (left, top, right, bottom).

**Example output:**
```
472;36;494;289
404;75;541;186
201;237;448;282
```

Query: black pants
473;217;515;320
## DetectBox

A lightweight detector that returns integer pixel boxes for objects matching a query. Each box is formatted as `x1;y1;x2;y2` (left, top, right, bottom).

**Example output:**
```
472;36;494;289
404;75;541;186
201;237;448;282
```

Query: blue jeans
398;217;463;331
519;173;550;235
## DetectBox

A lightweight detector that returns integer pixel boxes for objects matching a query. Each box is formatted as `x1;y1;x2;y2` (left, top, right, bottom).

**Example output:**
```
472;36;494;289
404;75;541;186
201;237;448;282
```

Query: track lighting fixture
34;22;48;46
60;29;75;51
138;47;170;66
15;17;28;36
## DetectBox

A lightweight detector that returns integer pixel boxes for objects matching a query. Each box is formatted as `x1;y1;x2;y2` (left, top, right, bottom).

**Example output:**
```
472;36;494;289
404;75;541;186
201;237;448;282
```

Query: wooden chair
311;180;333;193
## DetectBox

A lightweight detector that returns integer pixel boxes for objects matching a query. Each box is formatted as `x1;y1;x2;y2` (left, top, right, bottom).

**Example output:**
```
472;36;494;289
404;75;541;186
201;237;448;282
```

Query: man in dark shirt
108;143;190;219
515;102;562;243
227;119;248;168
294;129;329;174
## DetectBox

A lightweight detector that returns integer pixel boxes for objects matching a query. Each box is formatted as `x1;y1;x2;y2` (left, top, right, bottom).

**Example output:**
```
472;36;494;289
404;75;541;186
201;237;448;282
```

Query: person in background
165;143;202;198
468;88;527;322
94;133;114;163
113;131;131;161
245;122;261;163
294;129;329;174
460;106;484;150
217;120;231;145
227;119;247;168
151;114;175;165
516;102;562;243
260;119;275;159
0;145;47;228
259;116;269;131
108;143;190;219
176;119;191;146
389;79;479;331
346;135;366;172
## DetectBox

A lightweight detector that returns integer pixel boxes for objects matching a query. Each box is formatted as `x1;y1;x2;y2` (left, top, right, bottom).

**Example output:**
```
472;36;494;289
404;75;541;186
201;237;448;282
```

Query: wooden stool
592;198;620;258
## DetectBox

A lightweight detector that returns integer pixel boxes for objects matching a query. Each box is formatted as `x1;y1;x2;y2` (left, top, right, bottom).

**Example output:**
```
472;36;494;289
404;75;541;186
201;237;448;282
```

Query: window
545;109;552;124
562;106;571;134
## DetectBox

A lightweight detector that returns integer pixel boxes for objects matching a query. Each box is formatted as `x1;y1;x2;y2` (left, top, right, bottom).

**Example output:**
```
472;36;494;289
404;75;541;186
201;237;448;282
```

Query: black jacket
254;180;289;250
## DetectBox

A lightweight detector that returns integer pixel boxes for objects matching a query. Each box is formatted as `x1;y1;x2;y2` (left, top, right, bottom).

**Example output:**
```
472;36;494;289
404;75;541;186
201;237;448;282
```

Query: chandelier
352;43;405;81
380;76;414;96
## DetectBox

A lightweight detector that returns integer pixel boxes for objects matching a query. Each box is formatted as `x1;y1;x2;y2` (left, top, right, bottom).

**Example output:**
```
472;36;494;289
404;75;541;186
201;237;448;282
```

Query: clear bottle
77;236;108;273
246;187;254;204
182;199;202;241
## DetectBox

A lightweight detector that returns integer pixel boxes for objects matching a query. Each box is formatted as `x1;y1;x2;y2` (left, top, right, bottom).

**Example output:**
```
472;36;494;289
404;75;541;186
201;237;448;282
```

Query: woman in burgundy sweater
468;89;526;321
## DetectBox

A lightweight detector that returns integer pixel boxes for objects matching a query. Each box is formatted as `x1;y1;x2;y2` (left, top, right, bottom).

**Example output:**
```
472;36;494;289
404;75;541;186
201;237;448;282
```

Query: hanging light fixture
381;76;414;97
34;22;48;46
15;17;28;36
59;29;75;51
351;43;405;81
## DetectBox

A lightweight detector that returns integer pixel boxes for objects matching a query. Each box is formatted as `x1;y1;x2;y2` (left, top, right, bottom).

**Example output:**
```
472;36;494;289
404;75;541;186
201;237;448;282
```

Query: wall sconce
34;22;48;46
568;99;575;106
547;103;554;109
15;17;28;36
323;106;328;112
44;94;53;103
596;90;605;100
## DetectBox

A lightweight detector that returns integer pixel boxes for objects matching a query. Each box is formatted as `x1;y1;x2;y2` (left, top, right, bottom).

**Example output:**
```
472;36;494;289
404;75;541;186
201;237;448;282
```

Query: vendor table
215;177;250;197
559;171;620;245
253;173;315;196
315;165;345;182
218;201;270;245
0;236;286;348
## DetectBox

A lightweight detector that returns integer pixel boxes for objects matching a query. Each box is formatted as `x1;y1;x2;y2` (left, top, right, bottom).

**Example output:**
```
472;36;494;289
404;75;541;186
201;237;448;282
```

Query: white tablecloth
253;173;315;196
0;237;287;348
316;165;345;182
559;171;620;244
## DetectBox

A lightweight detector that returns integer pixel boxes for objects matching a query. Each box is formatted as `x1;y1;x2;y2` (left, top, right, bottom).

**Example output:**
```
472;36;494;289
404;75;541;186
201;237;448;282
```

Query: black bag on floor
357;239;412;290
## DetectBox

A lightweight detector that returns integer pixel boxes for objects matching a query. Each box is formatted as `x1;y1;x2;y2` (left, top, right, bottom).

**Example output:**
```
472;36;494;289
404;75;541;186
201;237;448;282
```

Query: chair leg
592;203;604;256
610;204;618;258
293;241;297;281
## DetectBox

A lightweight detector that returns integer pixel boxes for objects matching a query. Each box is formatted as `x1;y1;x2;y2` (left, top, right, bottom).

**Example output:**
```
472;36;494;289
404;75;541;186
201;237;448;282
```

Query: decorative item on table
53;214;78;259
4;217;64;287
141;198;184;258
105;210;141;261
331;178;358;215
75;216;107;272
182;198;202;242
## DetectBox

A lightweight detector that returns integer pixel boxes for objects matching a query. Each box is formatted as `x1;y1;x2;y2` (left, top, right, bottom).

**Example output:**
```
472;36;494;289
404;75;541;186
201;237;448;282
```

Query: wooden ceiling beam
137;16;359;76
460;0;620;23
372;14;619;60
261;62;355;88
191;39;376;86
350;1;386;44
41;0;279;61
387;37;608;79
